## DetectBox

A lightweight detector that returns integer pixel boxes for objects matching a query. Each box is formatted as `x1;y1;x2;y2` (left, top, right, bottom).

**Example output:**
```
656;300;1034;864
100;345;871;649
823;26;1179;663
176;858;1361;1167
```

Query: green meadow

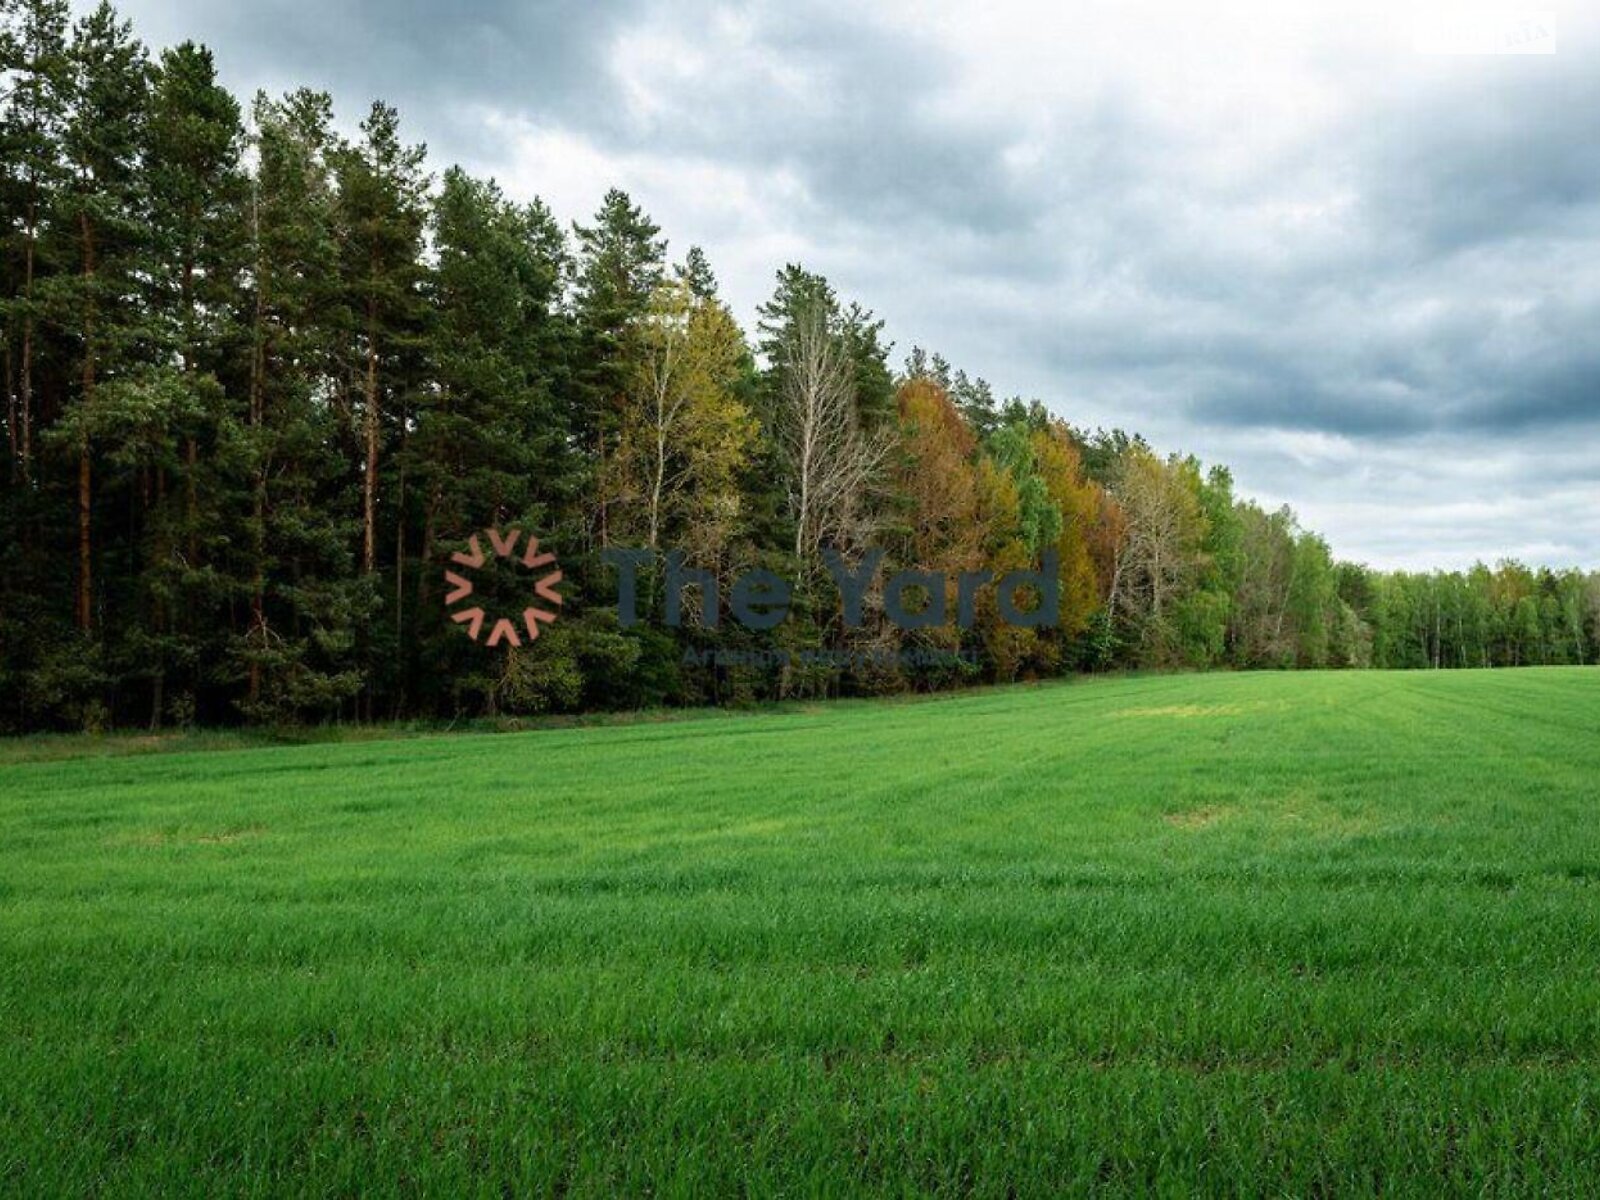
3;668;1600;1195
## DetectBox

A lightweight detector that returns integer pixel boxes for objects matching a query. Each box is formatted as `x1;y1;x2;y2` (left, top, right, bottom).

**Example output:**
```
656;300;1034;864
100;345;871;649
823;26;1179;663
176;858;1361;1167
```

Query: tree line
2;0;1596;731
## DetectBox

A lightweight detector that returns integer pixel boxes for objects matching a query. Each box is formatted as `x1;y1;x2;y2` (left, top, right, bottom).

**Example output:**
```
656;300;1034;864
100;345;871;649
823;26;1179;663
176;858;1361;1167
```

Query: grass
0;706;769;765
3;668;1600;1195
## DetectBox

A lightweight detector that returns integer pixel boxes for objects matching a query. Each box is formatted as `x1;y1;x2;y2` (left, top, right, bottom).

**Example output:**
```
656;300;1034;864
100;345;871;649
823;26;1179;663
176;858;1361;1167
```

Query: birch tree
776;304;889;570
1111;447;1207;663
617;276;754;556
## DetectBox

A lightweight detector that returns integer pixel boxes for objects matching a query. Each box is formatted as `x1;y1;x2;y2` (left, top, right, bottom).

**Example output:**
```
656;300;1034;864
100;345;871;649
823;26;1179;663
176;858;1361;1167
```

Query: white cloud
89;0;1600;568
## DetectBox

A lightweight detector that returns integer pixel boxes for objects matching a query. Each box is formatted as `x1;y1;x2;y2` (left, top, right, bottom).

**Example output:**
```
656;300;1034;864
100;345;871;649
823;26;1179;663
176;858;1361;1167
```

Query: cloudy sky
93;0;1599;569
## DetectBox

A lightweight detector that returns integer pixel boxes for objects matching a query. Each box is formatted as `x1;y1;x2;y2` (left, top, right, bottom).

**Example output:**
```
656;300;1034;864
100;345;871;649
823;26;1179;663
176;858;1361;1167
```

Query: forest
2;0;1597;731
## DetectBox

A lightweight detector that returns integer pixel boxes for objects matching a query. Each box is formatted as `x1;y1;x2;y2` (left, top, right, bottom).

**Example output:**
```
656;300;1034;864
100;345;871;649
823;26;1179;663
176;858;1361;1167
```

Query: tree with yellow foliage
614;276;756;560
1031;424;1104;641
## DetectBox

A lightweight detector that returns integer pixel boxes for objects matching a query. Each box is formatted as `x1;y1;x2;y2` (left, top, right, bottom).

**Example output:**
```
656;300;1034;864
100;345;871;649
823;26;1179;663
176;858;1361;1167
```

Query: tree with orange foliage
894;380;980;570
1030;423;1105;640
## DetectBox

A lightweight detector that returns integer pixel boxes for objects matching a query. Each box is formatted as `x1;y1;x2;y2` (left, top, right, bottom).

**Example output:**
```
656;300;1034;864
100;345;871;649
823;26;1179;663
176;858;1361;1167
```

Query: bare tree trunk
420;487;438;617
150;468;166;729
247;186;268;707
1107;544;1125;616
182;258;199;563
77;440;92;631
394;458;405;623
4;337;15;484
1150;544;1164;624
393;450;406;719
649;425;666;550
644;321;680;550
1271;544;1298;651
362;296;380;575
19;203;37;486
780;308;869;572
359;277;384;724
596;422;609;549
794;424;812;561
76;212;96;634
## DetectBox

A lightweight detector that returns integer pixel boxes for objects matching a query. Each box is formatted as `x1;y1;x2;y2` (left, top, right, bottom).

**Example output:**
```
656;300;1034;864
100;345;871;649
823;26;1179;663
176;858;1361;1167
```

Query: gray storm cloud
88;0;1600;570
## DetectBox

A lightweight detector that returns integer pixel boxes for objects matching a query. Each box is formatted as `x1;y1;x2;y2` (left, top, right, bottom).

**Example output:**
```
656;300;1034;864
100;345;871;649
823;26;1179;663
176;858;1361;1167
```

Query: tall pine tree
53;0;148;636
571;188;664;549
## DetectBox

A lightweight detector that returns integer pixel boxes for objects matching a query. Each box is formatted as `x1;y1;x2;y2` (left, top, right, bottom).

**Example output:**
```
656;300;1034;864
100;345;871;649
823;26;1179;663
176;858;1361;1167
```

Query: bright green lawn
3;669;1600;1196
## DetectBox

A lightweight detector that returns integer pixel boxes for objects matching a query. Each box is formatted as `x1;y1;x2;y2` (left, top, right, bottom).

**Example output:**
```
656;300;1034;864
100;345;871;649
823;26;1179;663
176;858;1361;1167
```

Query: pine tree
839;301;894;427
136;39;247;723
675;244;717;301
571;188;665;548
333;101;427;578
331;100;428;715
408;166;573;711
0;0;70;488
0;0;76;728
756;265;893;429
239;89;360;721
756;265;834;387
950;370;998;441
53;0;149;636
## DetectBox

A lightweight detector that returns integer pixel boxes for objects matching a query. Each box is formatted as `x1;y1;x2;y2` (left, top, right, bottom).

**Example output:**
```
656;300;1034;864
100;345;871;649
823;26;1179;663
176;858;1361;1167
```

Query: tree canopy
0;0;1594;731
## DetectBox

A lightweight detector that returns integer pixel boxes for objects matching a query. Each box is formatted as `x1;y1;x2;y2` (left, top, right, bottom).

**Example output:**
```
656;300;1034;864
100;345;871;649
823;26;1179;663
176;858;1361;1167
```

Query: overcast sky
91;0;1600;570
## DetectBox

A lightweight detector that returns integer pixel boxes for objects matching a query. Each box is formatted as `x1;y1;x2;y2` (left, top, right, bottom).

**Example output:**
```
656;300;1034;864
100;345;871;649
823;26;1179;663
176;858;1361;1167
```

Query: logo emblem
444;528;563;647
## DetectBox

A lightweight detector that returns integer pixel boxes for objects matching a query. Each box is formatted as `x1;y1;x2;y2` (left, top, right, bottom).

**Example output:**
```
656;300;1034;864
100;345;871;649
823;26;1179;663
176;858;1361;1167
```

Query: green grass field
4;669;1600;1195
